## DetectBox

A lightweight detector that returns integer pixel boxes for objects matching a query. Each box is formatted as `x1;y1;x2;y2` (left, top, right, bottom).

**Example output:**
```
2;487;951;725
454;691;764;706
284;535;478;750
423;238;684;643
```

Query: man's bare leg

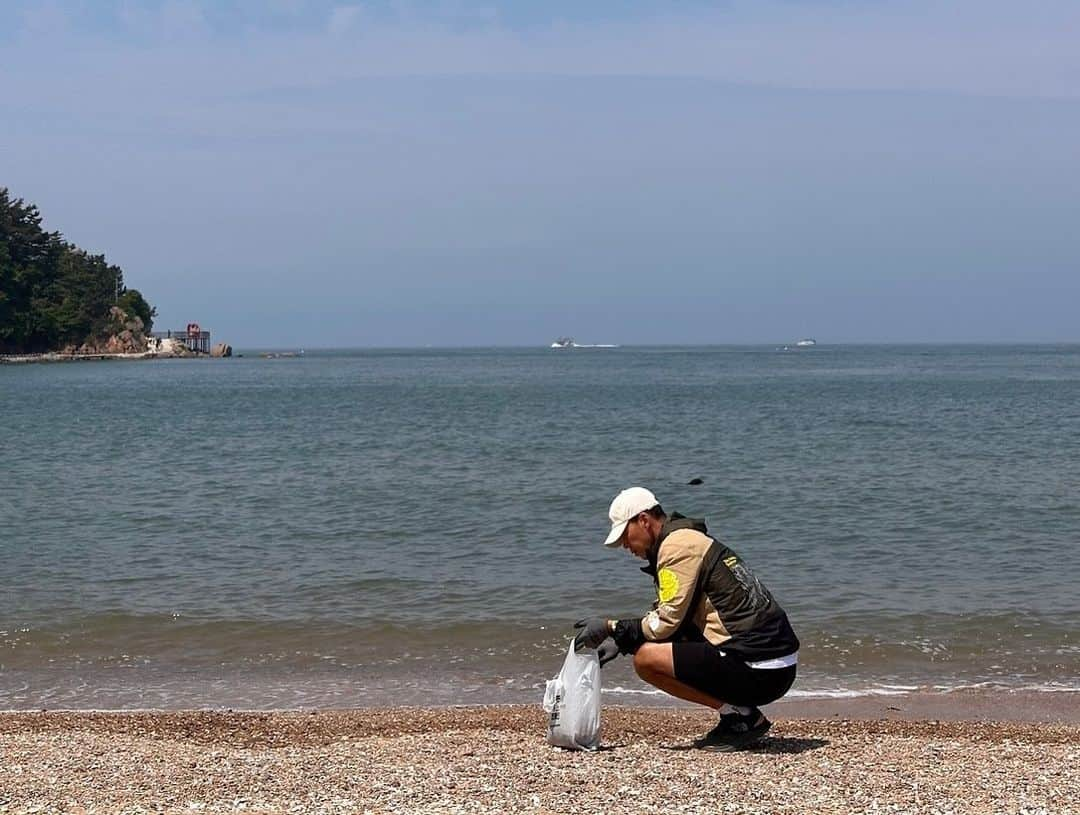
632;642;726;710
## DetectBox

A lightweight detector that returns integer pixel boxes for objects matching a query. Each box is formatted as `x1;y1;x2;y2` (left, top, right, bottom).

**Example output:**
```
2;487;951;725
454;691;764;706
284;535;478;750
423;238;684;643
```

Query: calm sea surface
2;346;1078;709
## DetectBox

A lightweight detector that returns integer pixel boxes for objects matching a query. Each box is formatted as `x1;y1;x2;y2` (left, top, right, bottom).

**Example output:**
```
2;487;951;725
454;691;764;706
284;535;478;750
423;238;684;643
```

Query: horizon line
227;340;1080;351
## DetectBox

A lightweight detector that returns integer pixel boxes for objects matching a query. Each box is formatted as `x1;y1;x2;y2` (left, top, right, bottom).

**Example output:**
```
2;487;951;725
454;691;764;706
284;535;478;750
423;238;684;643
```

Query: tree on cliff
117;288;155;333
0;188;156;354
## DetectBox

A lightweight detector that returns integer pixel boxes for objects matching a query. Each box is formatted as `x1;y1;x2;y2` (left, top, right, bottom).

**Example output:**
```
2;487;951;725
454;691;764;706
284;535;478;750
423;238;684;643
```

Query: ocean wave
785;686;915;699
601;686;667;696
934;680;1080;694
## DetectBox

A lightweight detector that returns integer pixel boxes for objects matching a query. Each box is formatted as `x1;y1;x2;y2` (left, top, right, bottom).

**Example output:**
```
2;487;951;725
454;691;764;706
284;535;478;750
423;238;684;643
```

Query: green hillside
0;188;155;354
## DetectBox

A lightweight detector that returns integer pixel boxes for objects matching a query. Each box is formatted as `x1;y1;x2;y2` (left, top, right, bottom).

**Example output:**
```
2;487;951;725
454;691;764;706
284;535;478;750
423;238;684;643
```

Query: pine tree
0;187;155;354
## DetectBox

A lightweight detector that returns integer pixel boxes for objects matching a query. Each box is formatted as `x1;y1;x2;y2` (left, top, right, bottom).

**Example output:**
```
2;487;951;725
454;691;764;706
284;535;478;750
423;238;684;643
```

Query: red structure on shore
150;323;211;354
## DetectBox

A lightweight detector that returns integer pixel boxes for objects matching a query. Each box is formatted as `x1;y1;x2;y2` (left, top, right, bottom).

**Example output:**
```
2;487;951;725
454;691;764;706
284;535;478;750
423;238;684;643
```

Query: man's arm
611;536;702;653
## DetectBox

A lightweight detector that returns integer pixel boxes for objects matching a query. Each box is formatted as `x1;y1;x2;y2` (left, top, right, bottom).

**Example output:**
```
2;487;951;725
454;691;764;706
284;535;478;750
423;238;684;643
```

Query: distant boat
794;338;817;347
550;337;619;349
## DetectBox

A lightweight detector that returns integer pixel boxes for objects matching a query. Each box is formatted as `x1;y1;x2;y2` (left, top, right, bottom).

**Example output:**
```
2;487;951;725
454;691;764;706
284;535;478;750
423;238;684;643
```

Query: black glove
574;618;611;651
597;638;619;667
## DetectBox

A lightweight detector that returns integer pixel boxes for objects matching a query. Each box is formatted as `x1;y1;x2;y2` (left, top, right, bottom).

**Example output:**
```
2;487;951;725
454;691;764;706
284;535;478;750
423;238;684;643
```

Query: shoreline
2;705;1076;813
0;351;158;363
1;349;241;363
0;351;239;364
4;684;1077;723
3;687;1078;723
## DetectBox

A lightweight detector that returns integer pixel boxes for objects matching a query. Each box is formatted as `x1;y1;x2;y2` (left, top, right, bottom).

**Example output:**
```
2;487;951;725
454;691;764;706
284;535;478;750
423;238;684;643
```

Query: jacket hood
659;512;708;541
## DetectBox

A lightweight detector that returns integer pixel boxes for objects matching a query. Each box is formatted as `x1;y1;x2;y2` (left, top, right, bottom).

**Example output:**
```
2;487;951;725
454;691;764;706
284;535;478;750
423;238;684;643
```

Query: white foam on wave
934;681;1080;694
573;680;1080;703
601;686;667;696
784;686;916;700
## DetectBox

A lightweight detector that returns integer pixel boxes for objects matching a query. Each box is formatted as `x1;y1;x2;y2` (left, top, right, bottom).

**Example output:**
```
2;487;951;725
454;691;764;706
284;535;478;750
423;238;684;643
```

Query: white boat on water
550;337;618;349
795;338;817;347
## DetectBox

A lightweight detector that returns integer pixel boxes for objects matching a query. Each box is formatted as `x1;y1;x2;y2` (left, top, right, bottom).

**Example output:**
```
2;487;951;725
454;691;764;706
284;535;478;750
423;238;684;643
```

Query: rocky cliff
62;306;150;355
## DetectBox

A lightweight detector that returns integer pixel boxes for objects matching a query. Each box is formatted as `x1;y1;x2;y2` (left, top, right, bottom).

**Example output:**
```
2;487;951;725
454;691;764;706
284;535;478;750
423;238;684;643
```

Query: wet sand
2;698;1077;814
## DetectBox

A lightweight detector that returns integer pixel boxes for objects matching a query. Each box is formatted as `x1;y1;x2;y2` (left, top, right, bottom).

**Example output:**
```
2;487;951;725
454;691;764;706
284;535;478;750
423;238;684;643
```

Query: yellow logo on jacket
657;568;680;603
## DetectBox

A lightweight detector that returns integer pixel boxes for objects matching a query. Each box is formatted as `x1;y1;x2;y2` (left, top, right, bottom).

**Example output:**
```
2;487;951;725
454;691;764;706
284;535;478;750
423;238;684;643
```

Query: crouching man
575;487;799;751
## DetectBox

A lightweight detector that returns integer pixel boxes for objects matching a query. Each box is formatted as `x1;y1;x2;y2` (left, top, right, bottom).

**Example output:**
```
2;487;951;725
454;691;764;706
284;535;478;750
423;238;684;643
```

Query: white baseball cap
604;487;660;546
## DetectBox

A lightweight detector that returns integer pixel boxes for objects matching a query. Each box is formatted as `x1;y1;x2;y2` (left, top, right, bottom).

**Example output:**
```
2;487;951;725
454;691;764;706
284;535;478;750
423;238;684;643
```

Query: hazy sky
3;1;1079;346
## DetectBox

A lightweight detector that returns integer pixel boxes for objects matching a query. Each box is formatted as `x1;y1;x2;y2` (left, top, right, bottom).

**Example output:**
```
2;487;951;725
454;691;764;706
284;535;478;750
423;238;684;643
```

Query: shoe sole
695;719;772;752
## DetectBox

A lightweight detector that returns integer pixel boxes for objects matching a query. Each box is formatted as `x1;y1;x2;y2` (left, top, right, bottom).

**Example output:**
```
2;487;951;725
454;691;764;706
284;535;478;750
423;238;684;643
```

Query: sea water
1;345;1078;708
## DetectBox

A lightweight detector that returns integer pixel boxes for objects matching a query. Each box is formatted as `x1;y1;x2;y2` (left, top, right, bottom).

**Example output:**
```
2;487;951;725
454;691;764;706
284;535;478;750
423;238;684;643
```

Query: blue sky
2;1;1079;346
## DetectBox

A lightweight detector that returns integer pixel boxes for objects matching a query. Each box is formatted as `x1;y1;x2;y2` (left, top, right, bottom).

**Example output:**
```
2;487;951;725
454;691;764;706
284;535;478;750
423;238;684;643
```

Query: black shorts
672;642;796;707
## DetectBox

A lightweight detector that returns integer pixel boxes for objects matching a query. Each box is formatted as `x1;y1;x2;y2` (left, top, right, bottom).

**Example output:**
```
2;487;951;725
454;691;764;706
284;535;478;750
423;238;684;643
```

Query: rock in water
211;343;233;358
687;477;704;486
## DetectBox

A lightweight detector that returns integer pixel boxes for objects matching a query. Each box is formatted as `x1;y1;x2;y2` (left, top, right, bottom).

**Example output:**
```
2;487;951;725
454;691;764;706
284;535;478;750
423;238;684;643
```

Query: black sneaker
694;708;771;752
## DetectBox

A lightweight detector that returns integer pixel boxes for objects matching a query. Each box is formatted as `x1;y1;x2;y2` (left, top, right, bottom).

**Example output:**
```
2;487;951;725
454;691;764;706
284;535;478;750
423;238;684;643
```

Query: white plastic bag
542;641;601;750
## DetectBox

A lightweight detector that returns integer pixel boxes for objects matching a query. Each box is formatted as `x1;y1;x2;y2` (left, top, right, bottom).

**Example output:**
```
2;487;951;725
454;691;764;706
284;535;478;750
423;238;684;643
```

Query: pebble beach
2;702;1077;814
